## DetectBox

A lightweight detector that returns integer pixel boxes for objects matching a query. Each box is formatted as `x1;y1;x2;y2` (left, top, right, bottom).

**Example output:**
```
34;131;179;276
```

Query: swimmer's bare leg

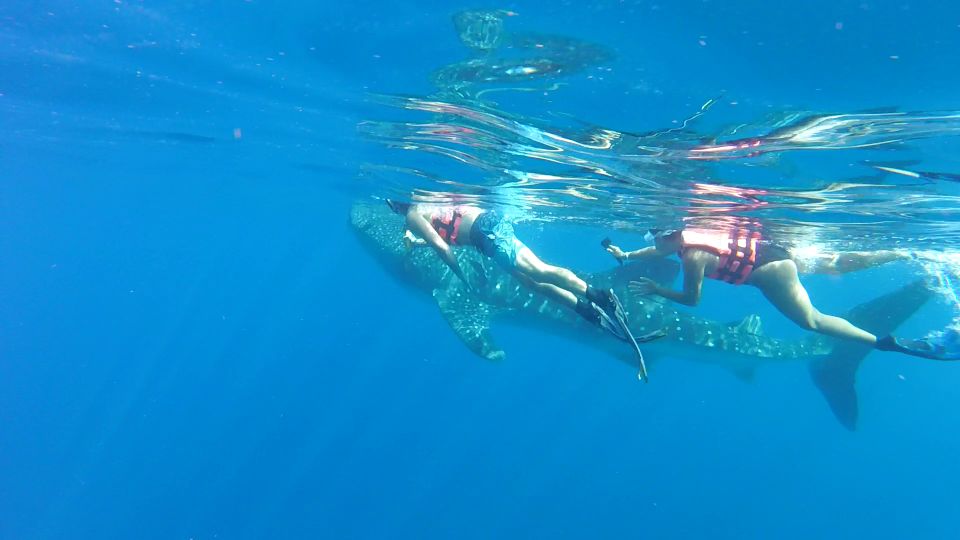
749;260;878;345
513;245;588;296
511;269;623;337
791;248;911;275
511;270;578;309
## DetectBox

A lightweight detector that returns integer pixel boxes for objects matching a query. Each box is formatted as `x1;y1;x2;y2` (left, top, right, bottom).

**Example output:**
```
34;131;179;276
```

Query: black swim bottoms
754;242;792;269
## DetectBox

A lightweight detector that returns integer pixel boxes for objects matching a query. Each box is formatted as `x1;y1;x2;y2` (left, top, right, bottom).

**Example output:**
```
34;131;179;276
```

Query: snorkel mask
645;229;678;243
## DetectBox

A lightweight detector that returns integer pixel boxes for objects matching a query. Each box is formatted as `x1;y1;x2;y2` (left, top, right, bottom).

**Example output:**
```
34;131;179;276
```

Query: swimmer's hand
628;278;659;296
403;230;426;250
606;244;627;262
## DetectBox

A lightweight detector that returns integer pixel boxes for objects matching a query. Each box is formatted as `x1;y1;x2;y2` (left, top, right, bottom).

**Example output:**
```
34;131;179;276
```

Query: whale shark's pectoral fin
433;284;505;361
809;279;932;431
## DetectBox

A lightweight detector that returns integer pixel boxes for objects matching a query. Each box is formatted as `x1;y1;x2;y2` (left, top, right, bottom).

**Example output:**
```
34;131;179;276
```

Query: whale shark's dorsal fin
728;314;763;335
433;283;506;361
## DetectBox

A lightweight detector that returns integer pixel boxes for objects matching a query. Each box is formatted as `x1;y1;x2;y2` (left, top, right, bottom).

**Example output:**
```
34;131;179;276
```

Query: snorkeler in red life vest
605;224;959;361
386;198;664;371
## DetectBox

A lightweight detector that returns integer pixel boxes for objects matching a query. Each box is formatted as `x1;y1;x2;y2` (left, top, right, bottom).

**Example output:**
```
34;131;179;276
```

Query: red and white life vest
680;228;762;285
429;207;464;245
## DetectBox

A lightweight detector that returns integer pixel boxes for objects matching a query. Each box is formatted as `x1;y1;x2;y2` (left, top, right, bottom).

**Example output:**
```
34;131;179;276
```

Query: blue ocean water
3;1;960;539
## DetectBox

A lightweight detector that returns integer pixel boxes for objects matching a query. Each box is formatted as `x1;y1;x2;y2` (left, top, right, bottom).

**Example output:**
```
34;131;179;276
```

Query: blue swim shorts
470;210;526;269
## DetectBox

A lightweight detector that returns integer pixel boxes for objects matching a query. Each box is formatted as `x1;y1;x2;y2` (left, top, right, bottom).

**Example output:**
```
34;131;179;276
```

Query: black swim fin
606;290;650;382
635;328;667;343
590;304;665;343
876;333;960;361
582;288;654;381
591;301;628;341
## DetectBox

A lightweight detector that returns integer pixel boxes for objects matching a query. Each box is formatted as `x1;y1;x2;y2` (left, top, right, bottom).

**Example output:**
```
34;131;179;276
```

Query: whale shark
351;201;932;430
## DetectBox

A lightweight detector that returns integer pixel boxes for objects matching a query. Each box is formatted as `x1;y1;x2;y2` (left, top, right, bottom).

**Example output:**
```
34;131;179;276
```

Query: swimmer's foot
575;298;626;341
876;333;960;361
586;285;618;317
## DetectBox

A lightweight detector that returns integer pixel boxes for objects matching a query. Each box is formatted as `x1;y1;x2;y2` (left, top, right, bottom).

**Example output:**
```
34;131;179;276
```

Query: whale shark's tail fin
809;279;932;430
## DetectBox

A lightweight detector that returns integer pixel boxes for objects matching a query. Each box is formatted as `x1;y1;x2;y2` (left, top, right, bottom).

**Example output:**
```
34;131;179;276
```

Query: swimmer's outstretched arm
405;213;469;284
630;254;707;307
606;244;665;262
791;247;911;275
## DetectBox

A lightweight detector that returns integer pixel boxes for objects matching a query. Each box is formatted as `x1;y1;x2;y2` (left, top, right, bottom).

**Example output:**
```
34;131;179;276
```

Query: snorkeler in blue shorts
386;199;661;364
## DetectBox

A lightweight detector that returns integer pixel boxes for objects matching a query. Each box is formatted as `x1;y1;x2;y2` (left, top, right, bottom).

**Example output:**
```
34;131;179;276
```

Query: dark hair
385;198;411;215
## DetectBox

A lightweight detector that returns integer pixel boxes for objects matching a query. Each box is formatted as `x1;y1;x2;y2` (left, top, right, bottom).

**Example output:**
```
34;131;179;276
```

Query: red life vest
429;207;464;245
680;228;762;285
